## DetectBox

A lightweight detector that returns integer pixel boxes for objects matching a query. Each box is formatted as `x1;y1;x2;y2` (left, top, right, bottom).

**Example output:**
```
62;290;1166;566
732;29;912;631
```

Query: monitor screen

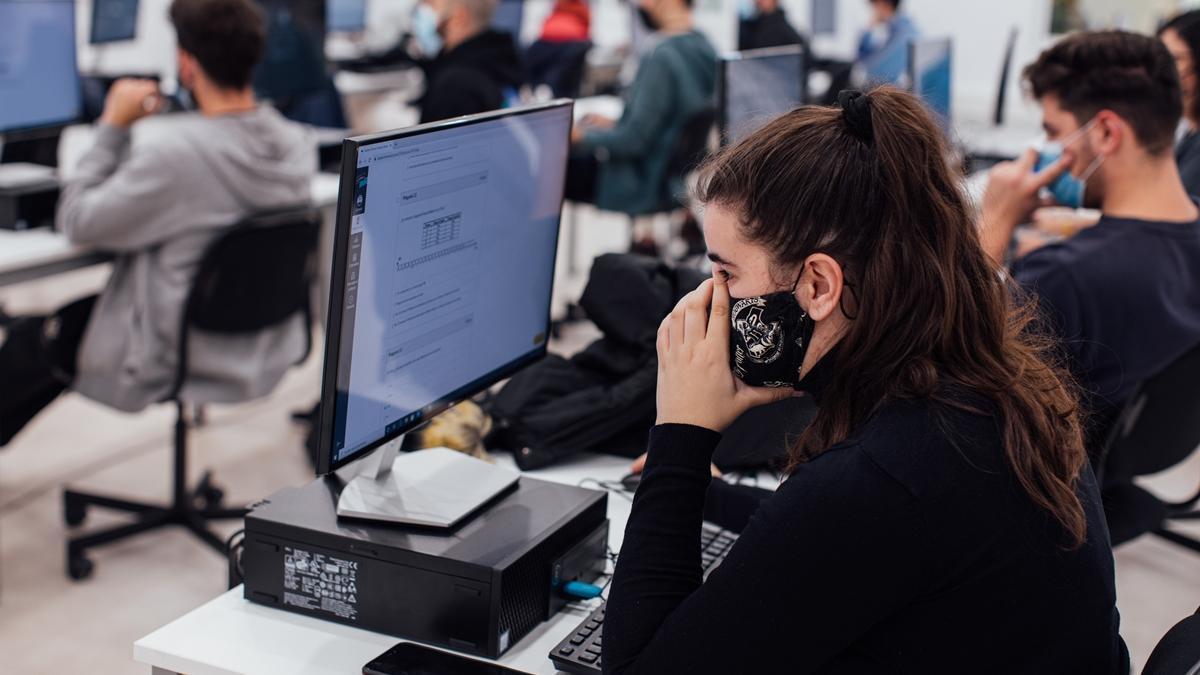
719;45;806;145
327;0;365;32
910;37;952;129
492;0;523;41
0;0;81;135
90;0;139;44
318;101;573;473
811;0;836;35
254;0;328;102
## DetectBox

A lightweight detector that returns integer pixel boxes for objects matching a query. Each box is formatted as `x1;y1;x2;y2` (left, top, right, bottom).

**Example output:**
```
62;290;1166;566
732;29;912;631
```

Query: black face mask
637;7;660;31
729;287;814;389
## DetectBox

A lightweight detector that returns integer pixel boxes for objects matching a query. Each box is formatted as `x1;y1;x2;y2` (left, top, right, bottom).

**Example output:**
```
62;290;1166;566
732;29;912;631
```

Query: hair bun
837;89;875;146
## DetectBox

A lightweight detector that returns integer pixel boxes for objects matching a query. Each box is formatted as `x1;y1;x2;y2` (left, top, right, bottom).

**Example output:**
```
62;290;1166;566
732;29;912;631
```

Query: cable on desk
577;477;634;501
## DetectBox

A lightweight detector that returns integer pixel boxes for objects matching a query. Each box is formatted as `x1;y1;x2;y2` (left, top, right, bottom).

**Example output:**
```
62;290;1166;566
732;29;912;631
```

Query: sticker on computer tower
282;546;360;621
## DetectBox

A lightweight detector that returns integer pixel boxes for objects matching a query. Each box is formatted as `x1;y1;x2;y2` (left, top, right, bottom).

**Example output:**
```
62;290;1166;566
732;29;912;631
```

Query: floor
2;217;1199;675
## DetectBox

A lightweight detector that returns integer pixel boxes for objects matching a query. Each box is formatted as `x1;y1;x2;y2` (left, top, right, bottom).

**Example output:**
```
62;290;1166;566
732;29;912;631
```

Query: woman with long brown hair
602;87;1127;673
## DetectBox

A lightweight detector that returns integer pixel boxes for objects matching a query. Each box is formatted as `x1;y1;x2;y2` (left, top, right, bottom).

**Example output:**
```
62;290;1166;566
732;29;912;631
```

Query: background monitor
811;0;836;35
492;0;523;42
90;0;140;44
317;101;573;475
718;45;807;145
254;0;329;103
909;37;953;130
0;0;82;136
327;0;366;33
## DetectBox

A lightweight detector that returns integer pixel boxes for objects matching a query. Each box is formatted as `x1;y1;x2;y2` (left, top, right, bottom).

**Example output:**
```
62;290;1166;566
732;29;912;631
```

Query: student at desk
0;0;315;445
565;0;716;216
737;0;807;52
602;87;1126;673
1160;10;1200;197
856;0;920;86
979;30;1200;459
411;0;524;123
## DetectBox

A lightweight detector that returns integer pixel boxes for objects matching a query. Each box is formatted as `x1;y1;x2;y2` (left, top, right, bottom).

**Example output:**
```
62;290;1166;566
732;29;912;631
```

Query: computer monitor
0;0;82;136
909;37;953;130
811;0;836;36
90;0;139;44
718;45;807;145
317;100;573;524
327;0;366;33
492;0;523;42
254;0;328;103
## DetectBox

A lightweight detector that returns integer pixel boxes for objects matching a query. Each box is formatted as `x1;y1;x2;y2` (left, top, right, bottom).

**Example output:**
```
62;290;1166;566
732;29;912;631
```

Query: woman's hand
655;272;793;433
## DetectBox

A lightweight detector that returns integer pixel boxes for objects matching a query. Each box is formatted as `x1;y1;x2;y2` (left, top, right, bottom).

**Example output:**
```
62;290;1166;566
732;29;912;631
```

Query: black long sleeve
602;395;1126;674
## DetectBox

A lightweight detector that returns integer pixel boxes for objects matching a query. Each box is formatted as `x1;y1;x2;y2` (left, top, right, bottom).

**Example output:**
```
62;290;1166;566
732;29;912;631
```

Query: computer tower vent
498;549;547;648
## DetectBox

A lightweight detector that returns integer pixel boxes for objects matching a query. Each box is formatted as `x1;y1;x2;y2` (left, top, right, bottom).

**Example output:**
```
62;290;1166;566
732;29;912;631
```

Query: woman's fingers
708;270;731;343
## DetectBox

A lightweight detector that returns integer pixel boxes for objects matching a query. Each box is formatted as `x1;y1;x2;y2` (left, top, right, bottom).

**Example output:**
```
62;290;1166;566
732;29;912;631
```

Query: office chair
526;40;592;99
1143;607;1200;675
62;207;321;580
564;106;716;275
1096;341;1200;554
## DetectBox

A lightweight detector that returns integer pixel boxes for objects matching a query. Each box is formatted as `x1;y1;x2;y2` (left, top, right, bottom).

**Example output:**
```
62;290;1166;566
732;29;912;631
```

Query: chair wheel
64;495;87;527
198;486;225;510
67;553;94;581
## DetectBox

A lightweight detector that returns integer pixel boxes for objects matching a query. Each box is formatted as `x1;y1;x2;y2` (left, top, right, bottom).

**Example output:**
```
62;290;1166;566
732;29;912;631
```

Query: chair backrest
1143;607;1200;675
169;207;321;397
657;106;716;211
1100;341;1200;481
666;106;716;181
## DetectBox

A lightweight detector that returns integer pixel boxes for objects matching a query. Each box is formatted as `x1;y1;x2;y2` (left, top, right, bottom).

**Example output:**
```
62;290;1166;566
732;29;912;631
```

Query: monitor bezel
88;0;140;45
0;0;84;137
315;99;575;475
717;44;808;147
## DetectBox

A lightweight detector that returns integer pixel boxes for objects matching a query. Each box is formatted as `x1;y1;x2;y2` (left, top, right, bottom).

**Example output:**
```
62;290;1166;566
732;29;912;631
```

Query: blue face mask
738;0;759;21
412;4;444;57
1034;120;1105;209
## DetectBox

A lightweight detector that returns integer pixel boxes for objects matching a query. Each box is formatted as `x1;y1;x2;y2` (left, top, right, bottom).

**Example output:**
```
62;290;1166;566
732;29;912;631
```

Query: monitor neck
360;435;404;481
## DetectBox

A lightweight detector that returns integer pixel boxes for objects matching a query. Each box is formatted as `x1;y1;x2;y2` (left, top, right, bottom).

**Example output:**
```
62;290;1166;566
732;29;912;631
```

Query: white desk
0;173;341;289
135;452;638;675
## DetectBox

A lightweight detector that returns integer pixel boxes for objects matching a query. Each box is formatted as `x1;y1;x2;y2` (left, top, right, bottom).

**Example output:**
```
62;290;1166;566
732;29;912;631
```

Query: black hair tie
837;89;874;146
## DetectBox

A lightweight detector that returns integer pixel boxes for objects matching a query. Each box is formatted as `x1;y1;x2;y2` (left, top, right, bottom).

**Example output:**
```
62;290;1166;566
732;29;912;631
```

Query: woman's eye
716;269;731;281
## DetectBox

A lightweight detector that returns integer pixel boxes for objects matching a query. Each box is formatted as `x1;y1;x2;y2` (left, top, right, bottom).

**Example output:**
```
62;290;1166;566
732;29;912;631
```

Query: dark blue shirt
1012;212;1200;441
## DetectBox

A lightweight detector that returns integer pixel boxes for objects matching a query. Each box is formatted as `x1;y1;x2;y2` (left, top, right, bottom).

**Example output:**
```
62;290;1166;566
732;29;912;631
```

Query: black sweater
420;30;524;124
603;360;1128;674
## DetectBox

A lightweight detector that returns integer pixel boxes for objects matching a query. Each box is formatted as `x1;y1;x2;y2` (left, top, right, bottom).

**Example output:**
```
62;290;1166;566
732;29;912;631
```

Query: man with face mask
565;0;716;216
737;0;807;52
412;0;524;124
979;30;1200;459
0;0;315;444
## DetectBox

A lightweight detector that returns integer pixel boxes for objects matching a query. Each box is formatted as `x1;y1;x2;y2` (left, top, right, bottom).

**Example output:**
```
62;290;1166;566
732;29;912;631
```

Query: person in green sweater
565;0;717;216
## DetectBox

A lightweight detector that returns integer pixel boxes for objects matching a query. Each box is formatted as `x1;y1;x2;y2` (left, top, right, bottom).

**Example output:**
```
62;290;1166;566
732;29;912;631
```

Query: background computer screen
0;0;81;135
720;46;806;144
321;102;572;472
492;0;523;41
90;0;140;44
327;0;365;33
254;0;328;102
910;37;953;129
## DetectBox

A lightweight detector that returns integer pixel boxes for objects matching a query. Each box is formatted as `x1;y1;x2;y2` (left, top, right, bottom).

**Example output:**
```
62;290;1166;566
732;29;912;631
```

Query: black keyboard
548;522;738;675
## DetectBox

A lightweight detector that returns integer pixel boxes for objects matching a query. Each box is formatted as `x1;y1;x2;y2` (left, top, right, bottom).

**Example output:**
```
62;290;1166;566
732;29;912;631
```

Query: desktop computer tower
241;475;608;659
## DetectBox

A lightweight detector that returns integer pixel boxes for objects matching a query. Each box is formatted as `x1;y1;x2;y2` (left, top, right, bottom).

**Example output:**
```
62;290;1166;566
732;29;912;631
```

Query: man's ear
1091;110;1123;158
795;253;844;322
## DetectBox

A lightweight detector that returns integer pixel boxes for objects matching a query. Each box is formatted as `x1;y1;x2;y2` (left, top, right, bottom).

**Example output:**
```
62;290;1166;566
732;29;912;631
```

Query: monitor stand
335;437;520;529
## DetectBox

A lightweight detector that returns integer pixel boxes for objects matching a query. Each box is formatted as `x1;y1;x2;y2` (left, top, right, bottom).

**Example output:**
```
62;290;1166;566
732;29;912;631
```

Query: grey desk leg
151;667;181;675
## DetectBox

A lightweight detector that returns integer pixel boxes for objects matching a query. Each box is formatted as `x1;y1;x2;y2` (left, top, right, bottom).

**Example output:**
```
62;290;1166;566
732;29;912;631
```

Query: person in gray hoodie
0;0;316;444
